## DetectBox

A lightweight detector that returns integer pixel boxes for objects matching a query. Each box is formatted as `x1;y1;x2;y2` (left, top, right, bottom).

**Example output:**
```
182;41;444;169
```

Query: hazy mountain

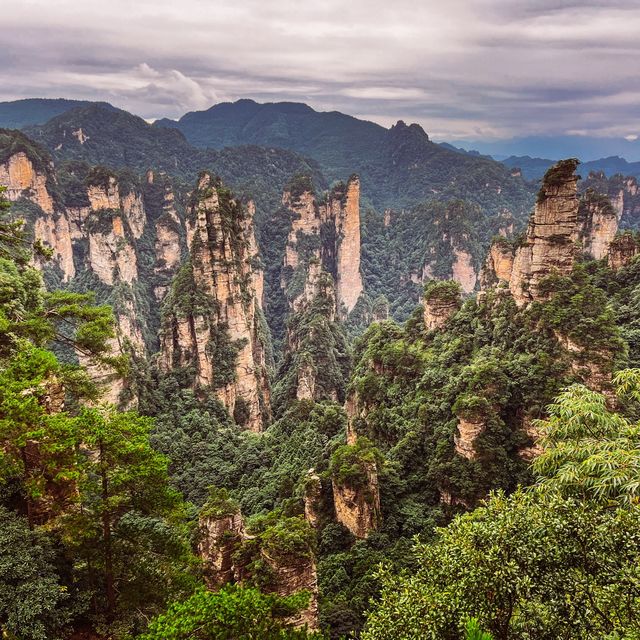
458;134;640;163
502;154;640;182
22;103;325;214
0;98;117;129
156;99;535;213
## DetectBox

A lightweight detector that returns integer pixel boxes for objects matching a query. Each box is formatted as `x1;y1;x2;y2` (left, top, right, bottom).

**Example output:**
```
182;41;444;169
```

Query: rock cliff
281;175;363;316
159;173;270;431
198;508;244;588
608;231;640;270
423;280;462;331
330;439;382;539
509;159;581;306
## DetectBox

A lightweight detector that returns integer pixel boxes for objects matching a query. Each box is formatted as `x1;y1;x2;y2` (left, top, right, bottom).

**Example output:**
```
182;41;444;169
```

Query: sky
2;0;640;147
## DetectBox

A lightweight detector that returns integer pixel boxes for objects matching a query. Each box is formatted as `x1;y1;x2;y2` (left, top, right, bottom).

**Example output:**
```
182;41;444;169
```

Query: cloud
0;0;639;140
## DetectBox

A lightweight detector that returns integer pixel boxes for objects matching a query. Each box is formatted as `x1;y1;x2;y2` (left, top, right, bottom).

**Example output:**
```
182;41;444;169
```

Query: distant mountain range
0;98;533;216
501;155;640;182
455;134;640;164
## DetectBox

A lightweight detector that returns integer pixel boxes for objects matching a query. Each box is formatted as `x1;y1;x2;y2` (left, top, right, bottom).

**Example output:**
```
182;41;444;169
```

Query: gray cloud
1;0;639;142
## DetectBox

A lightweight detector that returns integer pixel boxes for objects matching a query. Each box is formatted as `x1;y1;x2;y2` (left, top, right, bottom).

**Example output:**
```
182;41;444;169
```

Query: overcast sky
2;0;639;142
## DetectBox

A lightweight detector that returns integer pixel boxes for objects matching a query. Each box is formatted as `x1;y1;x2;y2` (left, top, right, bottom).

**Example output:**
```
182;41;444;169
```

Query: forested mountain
0;98;115;129
3;97;640;640
155;99;536;213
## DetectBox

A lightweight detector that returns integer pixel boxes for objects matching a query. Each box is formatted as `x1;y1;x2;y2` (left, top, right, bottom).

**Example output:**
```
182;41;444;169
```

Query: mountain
21;103;326;215
0;97;117;129
457;134;640;163
155;99;536;214
503;154;640;182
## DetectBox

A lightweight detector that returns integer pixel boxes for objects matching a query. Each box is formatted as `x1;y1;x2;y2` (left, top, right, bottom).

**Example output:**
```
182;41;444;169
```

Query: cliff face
423;281;462;331
454;417;485;460
281;176;363;316
480;239;514;289
196;504;318;631
579;189;619;260
331;459;381;539
609;232;640;270
198;510;244;588
509;159;581;306
159;174;270;431
0;151;55;214
332;176;363;312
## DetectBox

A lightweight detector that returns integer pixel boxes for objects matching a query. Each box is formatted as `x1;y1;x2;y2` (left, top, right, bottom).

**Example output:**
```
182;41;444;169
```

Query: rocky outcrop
331;439;382;539
581;171;640;228
452;247;477;293
198;509;244;588
454;417;485;460
579;189;619;260
281;175;363;316
332;459;381;539
87;213;138;285
480;239;514;289
304;470;323;528
261;550;319;631
423;281;462;331
0;151;54;214
332;176;363;313
196;502;318;631
0;149;76;280
159;174;270;431
509;159;581;306
608;232;640;270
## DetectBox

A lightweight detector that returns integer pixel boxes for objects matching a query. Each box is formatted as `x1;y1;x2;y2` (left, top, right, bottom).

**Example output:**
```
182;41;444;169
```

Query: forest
1;102;640;640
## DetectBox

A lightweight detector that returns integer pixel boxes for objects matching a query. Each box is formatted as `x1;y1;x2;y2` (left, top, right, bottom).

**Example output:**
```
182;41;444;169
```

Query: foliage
533;370;640;506
138;584;322;639
0;506;75;640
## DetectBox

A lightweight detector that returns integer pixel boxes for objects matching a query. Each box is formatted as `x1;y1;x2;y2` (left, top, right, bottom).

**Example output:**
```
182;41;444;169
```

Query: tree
362;374;640;640
63;407;196;629
138;584;323;640
363;491;640;640
533;370;640;506
0;506;73;640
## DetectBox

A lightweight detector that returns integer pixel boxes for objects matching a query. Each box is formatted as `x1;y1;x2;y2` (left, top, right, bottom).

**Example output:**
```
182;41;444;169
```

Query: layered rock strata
159;174;270;431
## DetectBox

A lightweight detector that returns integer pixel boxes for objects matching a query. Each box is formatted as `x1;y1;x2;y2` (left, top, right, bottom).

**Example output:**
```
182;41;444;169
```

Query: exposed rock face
261;550;319;631
332;459;381;539
579;189;619;260
452;247;477;293
509;159;581;306
281;176;363;316
423;281;462;331
33;213;75;281
88;214;138;285
304;470;323;528
0;151;54;213
333;176;363;312
608;232;640;270
159;174;270;431
480;239;514;289
582;171;640;228
198;511;244;588
454;417;485;460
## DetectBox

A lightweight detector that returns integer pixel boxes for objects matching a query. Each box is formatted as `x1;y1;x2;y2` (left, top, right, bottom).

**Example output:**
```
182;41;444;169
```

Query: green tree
63;407;196;630
533;370;640;506
0;506;73;640
138;584;322;640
